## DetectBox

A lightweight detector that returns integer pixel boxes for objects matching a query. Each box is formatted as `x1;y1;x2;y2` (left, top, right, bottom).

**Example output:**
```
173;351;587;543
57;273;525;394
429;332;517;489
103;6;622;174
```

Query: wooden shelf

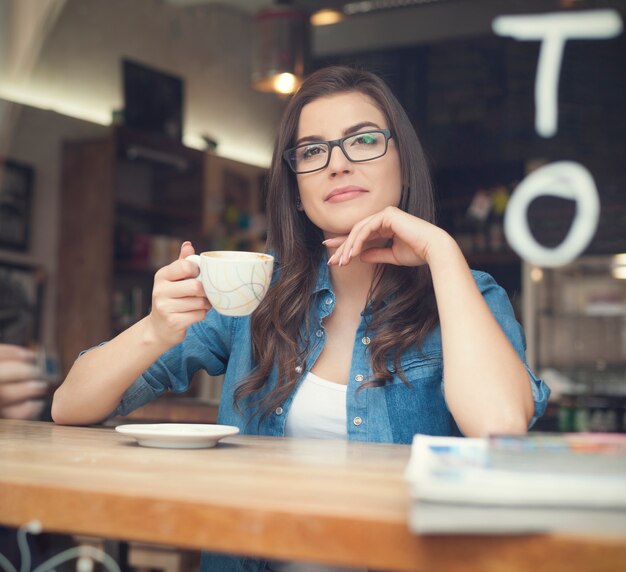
115;125;204;163
57;128;206;377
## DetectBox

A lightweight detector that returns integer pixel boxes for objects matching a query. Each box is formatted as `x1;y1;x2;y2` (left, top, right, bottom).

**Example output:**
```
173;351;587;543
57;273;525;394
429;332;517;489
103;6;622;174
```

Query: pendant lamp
251;1;310;95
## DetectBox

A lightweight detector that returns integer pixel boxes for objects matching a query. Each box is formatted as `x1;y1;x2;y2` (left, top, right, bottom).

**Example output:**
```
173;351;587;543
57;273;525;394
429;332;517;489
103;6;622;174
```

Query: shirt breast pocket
384;352;454;443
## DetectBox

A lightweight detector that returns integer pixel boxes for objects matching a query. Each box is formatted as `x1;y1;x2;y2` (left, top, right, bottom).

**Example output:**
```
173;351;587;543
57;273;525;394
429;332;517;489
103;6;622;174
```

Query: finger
157;258;201;282
327;246;341;266
331;224;369;266
173;310;211;332
184;309;211;325
0;362;41;383
158;277;207;300
323;236;347;266
340;214;381;265
153;297;212;316
0;344;35;362
359;246;399;265
178;241;196;261
322;236;348;247
0;380;49;405
347;216;394;263
1;399;46;420
328;241;348;266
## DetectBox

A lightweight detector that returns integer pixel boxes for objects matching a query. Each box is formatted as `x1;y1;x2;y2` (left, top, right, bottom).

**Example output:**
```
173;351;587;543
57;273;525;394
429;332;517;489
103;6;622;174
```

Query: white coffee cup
186;251;274;316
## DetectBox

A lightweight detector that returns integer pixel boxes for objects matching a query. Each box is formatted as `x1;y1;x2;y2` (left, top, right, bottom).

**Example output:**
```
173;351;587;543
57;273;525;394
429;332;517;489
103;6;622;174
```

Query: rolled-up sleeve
473;270;551;429
114;310;234;416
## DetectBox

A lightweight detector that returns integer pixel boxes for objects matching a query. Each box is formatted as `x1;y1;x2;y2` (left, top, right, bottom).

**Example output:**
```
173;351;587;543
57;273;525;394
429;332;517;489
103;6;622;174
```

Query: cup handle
185;254;202;280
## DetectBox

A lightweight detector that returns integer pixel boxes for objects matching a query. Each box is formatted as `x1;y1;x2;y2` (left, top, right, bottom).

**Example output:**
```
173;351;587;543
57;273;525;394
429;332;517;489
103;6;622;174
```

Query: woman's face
294;91;402;237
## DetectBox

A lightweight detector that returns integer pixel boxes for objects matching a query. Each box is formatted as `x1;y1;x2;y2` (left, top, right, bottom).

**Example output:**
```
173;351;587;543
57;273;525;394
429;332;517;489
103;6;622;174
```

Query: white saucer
115;423;240;449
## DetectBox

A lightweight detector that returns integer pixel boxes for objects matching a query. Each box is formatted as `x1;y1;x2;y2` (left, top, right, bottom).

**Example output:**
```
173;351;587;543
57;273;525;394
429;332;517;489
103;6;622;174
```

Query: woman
52;66;550;570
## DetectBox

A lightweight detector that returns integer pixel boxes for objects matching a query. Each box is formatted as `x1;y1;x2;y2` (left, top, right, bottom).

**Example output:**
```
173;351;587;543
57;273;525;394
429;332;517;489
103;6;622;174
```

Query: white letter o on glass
504;161;600;267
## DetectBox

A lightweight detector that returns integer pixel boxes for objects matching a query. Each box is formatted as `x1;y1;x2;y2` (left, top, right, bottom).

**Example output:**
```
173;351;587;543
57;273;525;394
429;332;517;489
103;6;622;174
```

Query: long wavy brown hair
234;66;440;422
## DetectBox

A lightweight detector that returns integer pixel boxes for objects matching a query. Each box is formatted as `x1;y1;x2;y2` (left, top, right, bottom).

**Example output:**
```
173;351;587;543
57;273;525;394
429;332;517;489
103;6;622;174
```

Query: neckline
306;371;348;391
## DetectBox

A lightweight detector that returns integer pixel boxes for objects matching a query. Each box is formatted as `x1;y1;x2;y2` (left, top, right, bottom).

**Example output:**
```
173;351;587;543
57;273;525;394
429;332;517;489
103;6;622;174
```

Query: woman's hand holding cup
147;241;212;349
147;241;274;349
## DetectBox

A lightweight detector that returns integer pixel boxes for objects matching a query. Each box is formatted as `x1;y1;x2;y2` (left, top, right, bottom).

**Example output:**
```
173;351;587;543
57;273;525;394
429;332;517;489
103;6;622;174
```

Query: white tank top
284;371;348;440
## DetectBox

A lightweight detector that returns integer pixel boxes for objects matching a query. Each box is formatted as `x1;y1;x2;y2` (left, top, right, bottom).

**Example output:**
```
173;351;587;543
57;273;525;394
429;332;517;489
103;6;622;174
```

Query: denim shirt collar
313;251;333;295
313;251;392;314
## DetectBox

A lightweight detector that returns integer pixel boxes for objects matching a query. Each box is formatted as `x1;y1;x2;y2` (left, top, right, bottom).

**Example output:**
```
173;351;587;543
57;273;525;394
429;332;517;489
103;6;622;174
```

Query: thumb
178;241;196;260
359;247;398;266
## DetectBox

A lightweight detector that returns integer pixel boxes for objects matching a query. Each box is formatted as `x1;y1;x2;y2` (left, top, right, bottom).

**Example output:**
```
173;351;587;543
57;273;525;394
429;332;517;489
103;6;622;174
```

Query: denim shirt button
354;374;365;382
361;336;371;345
275;407;283;416
295;365;303;374
315;329;324;338
353;416;363;426
325;297;333;305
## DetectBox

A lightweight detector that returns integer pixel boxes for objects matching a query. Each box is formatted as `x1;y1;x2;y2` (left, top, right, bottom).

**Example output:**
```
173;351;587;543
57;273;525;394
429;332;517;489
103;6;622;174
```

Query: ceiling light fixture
251;1;309;95
310;8;345;26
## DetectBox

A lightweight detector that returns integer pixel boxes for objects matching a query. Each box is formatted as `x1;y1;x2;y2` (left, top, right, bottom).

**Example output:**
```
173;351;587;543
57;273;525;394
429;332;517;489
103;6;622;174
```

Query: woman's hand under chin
324;206;456;268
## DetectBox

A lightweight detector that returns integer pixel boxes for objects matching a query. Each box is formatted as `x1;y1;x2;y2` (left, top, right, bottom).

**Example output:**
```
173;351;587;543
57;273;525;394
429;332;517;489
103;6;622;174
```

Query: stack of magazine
405;433;626;535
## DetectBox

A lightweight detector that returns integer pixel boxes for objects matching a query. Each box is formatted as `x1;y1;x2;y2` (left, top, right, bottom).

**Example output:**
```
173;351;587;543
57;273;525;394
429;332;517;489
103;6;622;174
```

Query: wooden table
1;420;625;572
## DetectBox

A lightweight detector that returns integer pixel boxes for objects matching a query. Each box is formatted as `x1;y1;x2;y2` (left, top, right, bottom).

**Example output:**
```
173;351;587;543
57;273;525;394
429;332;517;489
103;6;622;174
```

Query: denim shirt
114;262;550;571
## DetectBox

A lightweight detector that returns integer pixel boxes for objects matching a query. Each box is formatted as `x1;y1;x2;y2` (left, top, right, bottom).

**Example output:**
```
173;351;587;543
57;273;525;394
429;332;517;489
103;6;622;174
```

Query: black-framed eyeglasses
283;129;393;174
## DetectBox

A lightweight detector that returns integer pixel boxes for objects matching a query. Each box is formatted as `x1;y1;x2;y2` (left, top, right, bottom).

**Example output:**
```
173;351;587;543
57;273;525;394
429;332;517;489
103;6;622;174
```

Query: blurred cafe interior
0;0;625;569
